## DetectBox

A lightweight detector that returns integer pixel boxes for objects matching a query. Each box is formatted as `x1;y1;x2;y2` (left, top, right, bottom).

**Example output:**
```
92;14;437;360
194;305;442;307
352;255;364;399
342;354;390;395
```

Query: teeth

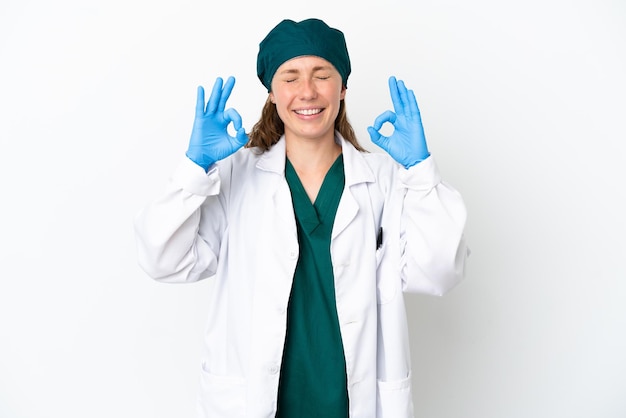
295;108;322;115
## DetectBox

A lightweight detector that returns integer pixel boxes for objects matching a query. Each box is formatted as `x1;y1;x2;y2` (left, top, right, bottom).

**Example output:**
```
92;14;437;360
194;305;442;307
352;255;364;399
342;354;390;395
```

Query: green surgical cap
257;18;351;92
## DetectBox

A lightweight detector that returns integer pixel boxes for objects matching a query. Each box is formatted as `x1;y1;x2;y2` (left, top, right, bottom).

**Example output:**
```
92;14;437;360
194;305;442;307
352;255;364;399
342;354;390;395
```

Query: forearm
398;157;469;295
134;158;225;283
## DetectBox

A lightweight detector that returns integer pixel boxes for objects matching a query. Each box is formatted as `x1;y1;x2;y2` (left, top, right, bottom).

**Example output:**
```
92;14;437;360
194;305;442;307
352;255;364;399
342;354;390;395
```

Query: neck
285;131;341;173
284;131;342;203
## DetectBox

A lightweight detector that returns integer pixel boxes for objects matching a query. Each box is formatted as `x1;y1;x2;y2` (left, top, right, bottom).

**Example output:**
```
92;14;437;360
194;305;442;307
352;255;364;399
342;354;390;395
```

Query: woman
134;18;468;418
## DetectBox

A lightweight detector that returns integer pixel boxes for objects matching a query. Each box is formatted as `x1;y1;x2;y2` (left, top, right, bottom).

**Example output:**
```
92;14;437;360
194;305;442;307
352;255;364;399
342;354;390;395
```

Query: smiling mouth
294;108;323;116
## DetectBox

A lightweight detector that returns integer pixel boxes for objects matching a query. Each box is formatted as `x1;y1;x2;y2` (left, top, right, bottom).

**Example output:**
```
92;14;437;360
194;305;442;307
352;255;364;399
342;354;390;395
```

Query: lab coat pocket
376;373;414;417
197;362;246;418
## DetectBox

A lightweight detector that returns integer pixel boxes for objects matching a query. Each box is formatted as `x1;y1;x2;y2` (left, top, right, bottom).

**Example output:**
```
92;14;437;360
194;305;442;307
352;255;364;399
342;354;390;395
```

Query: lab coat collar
336;132;376;187
255;136;287;174
255;132;376;187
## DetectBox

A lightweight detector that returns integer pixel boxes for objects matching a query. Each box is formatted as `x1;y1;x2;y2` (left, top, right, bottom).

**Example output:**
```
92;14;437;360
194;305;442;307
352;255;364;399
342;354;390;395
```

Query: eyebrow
278;65;333;75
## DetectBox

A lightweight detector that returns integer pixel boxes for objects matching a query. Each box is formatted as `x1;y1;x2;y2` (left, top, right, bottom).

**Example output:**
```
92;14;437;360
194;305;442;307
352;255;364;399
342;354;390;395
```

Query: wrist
402;151;430;169
185;150;214;172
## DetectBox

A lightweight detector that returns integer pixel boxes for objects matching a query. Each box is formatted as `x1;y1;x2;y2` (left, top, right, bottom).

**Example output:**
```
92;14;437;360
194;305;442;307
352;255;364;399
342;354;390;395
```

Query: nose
298;78;317;100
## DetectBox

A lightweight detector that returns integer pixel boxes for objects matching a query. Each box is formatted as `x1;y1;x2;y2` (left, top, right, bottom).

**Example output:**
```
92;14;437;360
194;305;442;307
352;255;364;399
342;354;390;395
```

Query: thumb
367;126;382;144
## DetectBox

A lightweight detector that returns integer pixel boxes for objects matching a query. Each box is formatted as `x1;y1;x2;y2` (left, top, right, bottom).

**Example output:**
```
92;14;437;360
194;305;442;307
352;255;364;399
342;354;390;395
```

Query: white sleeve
133;157;228;283
397;156;469;296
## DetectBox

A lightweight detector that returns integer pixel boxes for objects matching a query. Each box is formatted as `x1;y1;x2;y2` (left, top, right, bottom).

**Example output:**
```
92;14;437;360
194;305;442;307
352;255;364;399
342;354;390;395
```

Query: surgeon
134;18;469;418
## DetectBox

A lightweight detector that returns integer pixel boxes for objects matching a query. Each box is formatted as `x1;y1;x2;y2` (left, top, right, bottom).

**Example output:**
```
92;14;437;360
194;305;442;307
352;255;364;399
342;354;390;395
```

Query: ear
340;85;347;100
269;92;275;103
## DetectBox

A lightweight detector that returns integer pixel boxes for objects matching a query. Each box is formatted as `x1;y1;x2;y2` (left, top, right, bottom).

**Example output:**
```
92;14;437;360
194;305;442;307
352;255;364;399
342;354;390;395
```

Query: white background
1;0;625;417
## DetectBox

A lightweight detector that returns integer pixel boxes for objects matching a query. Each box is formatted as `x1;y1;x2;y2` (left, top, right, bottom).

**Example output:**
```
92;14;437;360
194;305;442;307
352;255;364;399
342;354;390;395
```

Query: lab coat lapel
256;137;298;239
332;134;375;239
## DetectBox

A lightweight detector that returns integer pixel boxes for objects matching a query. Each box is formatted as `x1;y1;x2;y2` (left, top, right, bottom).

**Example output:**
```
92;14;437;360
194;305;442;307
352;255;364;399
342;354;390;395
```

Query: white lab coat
134;133;468;417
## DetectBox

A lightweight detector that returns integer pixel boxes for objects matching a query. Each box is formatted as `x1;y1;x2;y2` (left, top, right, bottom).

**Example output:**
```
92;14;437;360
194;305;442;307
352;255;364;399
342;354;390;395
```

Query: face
269;55;346;143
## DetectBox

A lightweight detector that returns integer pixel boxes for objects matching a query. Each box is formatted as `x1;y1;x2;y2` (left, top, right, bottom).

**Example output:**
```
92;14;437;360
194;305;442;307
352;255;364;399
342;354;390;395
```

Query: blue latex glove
186;76;249;171
367;76;430;169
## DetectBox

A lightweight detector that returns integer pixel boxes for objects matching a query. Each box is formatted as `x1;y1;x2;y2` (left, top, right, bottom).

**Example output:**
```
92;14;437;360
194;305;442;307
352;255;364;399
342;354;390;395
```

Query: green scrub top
276;155;349;418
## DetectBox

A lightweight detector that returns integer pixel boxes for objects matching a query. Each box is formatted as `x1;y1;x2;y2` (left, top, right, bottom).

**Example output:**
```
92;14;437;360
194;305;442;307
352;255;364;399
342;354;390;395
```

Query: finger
407;89;420;120
234;127;249;147
396;80;410;116
195;86;206;117
223;108;243;131
388;76;403;115
218;76;236;112
206;77;224;114
372;110;396;131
